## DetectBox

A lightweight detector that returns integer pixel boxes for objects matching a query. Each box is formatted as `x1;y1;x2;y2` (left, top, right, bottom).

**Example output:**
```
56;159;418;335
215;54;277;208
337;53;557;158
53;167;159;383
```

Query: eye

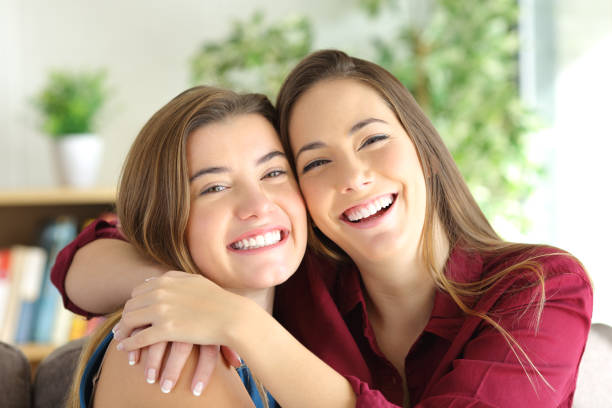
358;134;388;150
262;169;287;179
302;159;331;174
200;184;228;195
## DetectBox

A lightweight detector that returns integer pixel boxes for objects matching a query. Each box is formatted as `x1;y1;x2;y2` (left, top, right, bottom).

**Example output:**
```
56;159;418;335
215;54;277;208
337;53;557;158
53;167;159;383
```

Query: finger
117;305;160;338
163;270;194;279
116;323;164;351
125;327;145;366
159;342;193;394
220;345;242;368
191;345;220;396
143;341;168;384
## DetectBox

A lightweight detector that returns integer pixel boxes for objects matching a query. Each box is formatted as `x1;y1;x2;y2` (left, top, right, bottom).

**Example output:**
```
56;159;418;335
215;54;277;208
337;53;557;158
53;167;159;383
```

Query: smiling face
289;78;427;266
186;113;307;292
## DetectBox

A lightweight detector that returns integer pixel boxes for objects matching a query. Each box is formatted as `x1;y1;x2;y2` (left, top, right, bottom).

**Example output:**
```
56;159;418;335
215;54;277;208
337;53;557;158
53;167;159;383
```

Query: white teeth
345;195;394;222
231;230;282;250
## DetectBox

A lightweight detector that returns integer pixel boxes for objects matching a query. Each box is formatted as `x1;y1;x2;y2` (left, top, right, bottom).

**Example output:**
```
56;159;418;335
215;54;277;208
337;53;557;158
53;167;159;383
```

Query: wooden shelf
0;187;116;206
0;187;116;247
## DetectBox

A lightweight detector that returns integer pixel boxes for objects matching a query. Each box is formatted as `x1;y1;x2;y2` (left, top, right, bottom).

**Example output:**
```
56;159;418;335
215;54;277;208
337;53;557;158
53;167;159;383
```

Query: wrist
224;295;267;353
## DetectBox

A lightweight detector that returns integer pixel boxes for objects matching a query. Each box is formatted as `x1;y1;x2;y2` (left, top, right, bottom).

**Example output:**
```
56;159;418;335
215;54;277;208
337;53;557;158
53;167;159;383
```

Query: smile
229;229;287;251
342;194;396;223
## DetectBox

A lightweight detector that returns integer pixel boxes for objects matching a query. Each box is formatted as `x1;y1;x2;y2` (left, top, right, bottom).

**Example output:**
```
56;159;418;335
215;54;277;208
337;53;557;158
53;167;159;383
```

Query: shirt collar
335;245;485;341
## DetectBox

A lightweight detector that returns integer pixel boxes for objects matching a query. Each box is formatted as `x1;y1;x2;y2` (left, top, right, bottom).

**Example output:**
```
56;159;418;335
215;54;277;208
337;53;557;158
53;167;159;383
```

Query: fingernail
128;351;137;366
146;368;156;384
116;342;124;351
112;324;118;334
193;381;204;397
161;379;173;393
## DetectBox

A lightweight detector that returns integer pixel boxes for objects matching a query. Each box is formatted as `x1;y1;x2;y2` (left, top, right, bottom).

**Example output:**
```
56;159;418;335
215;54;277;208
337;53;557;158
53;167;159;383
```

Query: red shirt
51;219;593;407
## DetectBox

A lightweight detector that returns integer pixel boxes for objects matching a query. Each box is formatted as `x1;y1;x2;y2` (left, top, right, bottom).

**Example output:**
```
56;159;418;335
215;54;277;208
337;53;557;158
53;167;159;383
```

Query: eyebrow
189;150;286;182
295;117;389;162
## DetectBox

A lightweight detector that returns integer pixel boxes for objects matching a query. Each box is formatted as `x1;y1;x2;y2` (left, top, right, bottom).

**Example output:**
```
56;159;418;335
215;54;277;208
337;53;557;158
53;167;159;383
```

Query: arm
115;272;357;408
94;337;254;408
66;238;166;315
51;217;165;317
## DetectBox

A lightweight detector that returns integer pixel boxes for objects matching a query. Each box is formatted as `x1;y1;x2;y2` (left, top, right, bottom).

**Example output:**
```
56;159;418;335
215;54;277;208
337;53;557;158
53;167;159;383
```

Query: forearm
65;239;166;314
230;301;356;408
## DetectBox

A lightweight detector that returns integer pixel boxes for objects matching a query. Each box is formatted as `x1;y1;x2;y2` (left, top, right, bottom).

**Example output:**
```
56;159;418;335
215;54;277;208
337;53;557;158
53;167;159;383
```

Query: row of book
0;216;103;345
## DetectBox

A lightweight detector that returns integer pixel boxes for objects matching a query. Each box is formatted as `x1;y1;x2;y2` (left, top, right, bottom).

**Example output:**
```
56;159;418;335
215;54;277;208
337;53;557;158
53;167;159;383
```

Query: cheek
298;178;331;226
186;205;219;258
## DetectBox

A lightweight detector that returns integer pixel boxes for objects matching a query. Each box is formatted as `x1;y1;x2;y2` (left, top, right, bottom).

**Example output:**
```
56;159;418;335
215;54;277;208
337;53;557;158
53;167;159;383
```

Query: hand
121;340;242;395
114;271;247;359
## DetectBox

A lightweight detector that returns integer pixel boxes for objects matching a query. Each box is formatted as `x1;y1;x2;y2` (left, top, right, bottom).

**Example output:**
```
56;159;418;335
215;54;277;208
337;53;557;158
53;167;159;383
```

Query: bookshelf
0;187;115;368
0;187;116;247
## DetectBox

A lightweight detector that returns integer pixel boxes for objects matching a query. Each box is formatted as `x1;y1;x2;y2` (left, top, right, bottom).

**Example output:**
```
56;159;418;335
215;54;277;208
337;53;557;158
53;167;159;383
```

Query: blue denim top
80;332;278;407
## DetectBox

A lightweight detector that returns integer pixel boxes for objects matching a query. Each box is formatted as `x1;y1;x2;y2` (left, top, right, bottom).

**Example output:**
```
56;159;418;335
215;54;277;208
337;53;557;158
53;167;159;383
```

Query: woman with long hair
63;85;357;407
54;50;591;407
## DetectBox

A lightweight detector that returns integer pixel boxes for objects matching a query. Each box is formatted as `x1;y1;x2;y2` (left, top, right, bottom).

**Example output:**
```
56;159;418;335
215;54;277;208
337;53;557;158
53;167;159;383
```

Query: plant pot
54;134;103;188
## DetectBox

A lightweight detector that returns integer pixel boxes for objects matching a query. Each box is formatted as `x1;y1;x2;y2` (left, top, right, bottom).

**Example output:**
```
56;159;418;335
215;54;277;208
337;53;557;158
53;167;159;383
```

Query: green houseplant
34;70;109;188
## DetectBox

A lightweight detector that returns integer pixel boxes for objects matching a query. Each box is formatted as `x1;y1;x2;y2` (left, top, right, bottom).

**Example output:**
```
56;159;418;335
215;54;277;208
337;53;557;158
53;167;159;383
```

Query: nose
336;156;373;194
235;184;275;220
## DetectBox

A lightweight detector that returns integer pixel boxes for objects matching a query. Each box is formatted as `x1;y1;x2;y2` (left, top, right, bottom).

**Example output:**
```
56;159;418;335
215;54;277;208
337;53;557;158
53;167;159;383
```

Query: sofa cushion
33;337;87;408
574;323;612;407
0;341;31;408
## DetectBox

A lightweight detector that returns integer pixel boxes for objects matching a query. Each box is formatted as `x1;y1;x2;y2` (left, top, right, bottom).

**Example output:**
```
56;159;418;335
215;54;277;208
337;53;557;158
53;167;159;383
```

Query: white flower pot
54;133;103;188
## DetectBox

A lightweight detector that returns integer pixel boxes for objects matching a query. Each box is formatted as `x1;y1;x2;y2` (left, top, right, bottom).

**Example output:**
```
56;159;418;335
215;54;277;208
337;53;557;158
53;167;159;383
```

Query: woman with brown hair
54;50;591;407
63;85;356;407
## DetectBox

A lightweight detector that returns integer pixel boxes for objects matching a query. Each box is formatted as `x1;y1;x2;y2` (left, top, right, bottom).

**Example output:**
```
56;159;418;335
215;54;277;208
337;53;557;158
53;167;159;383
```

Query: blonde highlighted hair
66;86;275;407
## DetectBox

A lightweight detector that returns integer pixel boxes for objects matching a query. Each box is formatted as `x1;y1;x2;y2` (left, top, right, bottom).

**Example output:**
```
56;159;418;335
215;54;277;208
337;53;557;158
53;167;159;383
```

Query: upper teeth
231;230;282;250
345;195;394;222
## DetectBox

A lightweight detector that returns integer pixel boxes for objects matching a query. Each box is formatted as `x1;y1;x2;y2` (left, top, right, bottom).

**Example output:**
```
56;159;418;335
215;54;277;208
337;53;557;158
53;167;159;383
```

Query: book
0;249;11;333
14;246;48;343
0;246;27;342
32;217;78;344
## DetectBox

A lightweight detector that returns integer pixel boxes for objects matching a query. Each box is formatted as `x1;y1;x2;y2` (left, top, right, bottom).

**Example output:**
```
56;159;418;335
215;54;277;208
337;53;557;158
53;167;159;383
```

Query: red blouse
51;219;593;407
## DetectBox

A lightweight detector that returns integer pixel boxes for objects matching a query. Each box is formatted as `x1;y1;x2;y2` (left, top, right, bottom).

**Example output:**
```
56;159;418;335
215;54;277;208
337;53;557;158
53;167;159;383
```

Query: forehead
289;79;396;138
187;113;283;166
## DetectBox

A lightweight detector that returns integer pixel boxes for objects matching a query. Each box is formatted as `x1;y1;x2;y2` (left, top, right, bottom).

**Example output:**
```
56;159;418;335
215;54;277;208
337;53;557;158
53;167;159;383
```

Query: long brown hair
276;49;561;390
66;86;274;407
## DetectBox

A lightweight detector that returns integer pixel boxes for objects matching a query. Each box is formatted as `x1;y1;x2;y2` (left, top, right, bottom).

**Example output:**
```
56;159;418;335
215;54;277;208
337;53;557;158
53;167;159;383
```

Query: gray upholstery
574;323;612;407
0;341;31;408
32;337;87;408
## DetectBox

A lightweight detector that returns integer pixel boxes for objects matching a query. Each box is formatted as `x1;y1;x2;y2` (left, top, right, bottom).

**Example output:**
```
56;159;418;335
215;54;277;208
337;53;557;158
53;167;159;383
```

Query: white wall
0;0;345;189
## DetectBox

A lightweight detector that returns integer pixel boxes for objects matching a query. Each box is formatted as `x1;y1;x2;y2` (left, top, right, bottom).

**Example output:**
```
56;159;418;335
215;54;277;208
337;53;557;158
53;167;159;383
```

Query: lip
227;226;290;254
339;193;397;229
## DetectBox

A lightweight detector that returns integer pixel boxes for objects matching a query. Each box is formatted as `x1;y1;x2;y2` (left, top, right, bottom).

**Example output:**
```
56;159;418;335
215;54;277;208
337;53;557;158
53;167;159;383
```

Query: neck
355;224;450;329
232;287;275;314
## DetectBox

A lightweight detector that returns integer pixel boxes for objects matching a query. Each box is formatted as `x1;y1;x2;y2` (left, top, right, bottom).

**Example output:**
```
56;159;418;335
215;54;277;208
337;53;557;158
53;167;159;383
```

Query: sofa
1;324;611;407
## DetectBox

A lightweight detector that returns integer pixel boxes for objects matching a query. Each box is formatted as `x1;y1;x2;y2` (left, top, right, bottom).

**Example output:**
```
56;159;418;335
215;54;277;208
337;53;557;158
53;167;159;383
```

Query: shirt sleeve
414;256;593;407
50;216;125;318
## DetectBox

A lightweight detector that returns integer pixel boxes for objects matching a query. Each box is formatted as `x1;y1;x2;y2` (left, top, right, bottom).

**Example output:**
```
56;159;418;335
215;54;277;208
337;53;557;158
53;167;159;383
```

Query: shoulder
93;337;254;408
480;245;592;316
482;244;590;286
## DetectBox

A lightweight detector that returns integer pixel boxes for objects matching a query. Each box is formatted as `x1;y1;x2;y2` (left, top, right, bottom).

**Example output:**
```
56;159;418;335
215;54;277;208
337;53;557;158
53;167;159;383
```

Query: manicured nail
112;324;119;334
193;381;204;397
116;342;124;351
146;368;156;384
128;351;137;366
161;379;173;393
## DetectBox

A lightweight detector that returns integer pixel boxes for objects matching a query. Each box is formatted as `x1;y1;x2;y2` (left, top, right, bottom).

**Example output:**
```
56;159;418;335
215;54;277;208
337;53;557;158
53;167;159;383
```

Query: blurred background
1;0;610;324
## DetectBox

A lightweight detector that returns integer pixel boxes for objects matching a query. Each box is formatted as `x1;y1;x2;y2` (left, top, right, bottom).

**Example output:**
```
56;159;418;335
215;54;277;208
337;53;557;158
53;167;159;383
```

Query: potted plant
34;70;109;188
